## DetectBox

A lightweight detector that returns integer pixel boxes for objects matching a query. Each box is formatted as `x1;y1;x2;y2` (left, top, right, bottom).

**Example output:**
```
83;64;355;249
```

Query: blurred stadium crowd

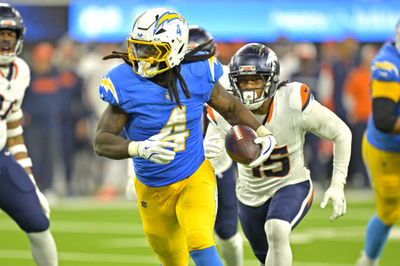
14;3;381;204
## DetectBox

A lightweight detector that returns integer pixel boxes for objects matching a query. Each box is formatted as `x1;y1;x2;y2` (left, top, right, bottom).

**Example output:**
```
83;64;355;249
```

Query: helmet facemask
127;8;188;78
231;73;277;110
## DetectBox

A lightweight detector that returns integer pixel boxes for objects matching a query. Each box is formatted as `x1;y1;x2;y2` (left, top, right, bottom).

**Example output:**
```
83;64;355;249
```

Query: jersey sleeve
99;73;122;107
370;60;400;102
201;56;224;102
7;58;30;121
206;105;231;135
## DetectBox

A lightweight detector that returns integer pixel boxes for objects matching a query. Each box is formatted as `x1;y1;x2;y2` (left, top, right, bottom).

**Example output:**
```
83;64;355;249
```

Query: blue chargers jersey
99;57;223;186
366;41;400;152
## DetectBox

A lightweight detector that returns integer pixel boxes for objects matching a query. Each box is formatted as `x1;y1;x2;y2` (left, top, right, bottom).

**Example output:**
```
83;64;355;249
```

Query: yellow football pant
134;159;218;266
362;134;400;225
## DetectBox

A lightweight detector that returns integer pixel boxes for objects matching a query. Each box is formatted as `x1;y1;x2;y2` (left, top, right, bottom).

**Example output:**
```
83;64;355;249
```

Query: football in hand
225;125;261;164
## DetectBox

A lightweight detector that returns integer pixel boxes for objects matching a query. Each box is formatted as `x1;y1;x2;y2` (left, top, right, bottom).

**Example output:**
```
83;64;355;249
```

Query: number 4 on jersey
159;106;189;151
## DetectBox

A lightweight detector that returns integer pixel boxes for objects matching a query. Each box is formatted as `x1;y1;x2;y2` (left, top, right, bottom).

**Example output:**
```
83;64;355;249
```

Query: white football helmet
127;8;189;78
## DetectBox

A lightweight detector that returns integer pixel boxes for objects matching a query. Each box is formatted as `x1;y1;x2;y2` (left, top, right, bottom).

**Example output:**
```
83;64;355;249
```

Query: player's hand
29;175;51;218
247;135;276;168
137;134;177;164
320;175;346;221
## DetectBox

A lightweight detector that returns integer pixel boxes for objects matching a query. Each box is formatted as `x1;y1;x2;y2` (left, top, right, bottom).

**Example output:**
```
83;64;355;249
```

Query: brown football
225;125;261;164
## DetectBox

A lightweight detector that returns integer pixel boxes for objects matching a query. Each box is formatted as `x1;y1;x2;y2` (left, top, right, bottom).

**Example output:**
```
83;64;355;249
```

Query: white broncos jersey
206;81;351;207
0;57;30;150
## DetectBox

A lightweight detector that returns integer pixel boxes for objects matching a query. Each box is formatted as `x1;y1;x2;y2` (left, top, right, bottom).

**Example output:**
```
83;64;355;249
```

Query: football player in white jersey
205;43;352;266
0;3;58;266
188;25;244;266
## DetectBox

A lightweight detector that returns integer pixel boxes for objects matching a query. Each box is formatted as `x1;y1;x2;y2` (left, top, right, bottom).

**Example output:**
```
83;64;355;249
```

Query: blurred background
0;0;399;265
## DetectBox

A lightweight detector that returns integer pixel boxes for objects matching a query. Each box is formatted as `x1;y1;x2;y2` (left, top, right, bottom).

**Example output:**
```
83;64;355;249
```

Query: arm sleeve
372;97;397;132
302;100;352;180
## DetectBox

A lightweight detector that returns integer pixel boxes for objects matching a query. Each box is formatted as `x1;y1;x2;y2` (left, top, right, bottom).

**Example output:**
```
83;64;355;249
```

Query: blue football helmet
0;3;25;65
188;25;215;53
229;43;280;110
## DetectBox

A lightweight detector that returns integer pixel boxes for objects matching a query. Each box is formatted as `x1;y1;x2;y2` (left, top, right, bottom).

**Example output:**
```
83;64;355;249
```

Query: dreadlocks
103;39;216;108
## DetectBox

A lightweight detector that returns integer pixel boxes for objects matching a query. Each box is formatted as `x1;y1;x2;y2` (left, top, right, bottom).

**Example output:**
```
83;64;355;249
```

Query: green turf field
0;189;398;266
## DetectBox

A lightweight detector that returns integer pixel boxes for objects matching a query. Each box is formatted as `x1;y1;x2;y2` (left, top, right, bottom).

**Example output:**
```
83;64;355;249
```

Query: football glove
129;133;177;164
320;175;347;221
246;126;276;168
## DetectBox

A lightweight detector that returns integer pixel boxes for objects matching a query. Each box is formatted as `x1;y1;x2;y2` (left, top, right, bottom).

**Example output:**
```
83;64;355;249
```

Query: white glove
129;133;178;164
29;175;51;218
247;135;277;168
320;175;347;221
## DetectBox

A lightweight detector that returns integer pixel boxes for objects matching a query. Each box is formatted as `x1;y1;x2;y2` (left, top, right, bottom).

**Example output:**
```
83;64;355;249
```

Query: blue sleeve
202;57;223;102
98;70;123;107
371;60;400;82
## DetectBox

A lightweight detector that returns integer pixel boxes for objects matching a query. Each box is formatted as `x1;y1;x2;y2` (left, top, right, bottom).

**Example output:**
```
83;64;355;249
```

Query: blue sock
364;214;392;259
190;246;223;266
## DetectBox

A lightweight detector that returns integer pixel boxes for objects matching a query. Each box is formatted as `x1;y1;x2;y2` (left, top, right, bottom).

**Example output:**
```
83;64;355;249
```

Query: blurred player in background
0;3;58;266
93;8;275;266
188;25;243;266
204;43;352;266
356;20;400;266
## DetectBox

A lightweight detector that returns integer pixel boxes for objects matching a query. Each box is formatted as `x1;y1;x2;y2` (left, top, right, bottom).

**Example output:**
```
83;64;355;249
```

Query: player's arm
371;80;400;134
303;96;351;221
93;104;131;159
6;117;32;175
94;104;176;164
208;80;262;132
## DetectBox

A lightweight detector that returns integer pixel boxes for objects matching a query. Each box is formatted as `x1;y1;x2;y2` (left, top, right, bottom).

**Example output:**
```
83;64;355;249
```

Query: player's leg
214;164;243;266
264;179;313;266
134;177;189;266
0;151;58;266
357;136;400;265
176;159;223;266
237;200;269;264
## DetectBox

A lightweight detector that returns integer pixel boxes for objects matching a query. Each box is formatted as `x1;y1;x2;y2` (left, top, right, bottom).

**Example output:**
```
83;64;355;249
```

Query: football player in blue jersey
93;8;276;266
356;19;400;266
0;3;58;266
188;25;244;266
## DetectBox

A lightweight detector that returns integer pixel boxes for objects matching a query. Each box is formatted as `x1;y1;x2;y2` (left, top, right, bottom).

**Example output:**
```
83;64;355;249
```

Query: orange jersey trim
206;105;217;123
300;84;311;111
267;99;274;123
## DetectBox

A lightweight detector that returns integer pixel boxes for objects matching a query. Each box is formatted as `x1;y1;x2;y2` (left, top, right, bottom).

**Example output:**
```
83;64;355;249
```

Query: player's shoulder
14;57;30;77
183;55;223;82
276;81;313;111
371;42;400;82
100;63;136;105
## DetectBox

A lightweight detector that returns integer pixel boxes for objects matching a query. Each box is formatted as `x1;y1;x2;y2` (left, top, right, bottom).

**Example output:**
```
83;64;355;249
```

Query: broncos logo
100;76;119;104
153;11;185;35
372;61;399;77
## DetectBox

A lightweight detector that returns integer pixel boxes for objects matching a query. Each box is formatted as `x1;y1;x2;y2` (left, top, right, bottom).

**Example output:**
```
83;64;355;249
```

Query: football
225;125;261;164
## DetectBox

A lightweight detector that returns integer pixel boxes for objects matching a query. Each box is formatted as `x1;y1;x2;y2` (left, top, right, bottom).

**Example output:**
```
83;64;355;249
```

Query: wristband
128;141;139;157
17;157;32;168
256;125;271;137
8;144;28;155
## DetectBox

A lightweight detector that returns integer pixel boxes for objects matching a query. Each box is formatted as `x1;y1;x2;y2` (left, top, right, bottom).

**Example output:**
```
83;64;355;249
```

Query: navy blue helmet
0;3;25;64
229;43;280;110
188;25;216;53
